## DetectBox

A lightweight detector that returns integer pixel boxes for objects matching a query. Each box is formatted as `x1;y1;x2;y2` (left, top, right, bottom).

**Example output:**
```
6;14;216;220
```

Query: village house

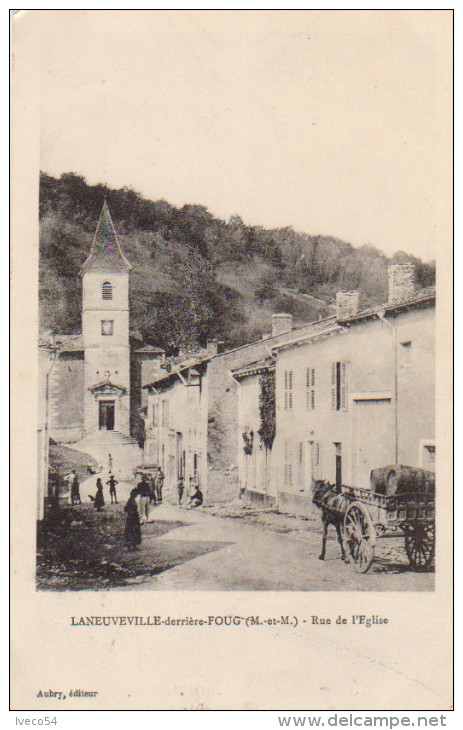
233;357;276;508
235;264;435;517
142;316;313;503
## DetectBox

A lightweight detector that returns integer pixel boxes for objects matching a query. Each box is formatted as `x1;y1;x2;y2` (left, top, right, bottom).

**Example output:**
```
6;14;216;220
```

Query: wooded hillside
39;172;435;350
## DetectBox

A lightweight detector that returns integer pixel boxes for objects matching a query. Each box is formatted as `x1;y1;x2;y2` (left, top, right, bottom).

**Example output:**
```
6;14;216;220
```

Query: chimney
272;313;293;337
336;291;359;321
388;264;415;303
206;339;219;356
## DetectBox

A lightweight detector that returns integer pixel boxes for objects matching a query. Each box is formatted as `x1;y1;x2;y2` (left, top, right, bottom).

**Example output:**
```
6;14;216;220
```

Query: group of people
69;471;119;511
123;468;165;550
136;467;165;504
67;458;203;553
87;474;119;510
177;476;203;508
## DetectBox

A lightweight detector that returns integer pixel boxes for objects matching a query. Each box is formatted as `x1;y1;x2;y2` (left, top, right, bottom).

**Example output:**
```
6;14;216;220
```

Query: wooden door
99;401;115;431
353;399;394;487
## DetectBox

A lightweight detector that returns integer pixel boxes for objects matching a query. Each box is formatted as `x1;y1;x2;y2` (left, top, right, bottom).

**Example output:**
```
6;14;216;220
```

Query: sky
38;10;452;261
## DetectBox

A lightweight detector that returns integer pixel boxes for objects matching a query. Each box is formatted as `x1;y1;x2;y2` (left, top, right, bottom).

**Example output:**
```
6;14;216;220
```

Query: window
284;441;293;488
284;370;293;409
101;320;114;336
152;402;158;427
419;441;435;472
306;368;315;410
102;281;113;300
331;361;348;411
400;340;412;367
310;441;322;480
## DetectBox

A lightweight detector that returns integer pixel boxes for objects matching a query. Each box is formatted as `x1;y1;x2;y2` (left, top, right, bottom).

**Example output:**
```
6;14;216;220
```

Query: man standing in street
137;474;151;523
155;467;165;503
107;474;119;504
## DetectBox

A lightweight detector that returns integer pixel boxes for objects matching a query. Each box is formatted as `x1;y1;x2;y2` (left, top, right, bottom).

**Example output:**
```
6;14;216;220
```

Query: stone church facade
40;202;160;444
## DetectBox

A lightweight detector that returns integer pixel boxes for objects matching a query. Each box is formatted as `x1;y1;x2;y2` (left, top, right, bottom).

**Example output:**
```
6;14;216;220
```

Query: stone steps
66;430;142;480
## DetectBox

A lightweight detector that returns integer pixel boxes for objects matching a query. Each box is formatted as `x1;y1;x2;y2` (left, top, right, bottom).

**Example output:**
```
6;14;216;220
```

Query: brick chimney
206;340;219;356
272;313;293;337
388;264;415;303
335;291;359;321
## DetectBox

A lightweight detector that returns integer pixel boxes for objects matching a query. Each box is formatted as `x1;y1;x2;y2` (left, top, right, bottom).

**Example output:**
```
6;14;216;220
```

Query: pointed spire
81;201;132;274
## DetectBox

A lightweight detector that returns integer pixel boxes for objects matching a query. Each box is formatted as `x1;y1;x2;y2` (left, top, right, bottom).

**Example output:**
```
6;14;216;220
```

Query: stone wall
49;353;85;443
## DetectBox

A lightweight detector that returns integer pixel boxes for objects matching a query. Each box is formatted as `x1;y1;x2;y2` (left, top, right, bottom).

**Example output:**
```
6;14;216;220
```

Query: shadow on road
36;504;233;591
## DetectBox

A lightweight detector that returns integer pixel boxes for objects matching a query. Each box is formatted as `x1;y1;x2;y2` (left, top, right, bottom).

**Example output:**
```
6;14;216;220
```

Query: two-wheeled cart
340;466;435;574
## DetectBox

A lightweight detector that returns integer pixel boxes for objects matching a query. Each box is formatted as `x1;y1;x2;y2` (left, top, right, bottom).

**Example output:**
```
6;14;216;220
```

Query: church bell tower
80;201;132;436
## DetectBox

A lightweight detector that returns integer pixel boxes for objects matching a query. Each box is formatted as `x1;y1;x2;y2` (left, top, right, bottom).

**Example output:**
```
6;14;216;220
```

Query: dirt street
37;492;434;591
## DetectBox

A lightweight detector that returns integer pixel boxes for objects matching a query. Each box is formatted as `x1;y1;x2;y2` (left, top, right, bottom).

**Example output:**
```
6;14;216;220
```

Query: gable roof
80;200;132;274
232;357;275;380
271;286;436;354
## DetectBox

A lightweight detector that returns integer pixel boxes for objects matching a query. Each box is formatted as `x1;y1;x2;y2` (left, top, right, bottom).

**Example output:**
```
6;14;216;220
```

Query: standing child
107;474;119;504
71;473;81;505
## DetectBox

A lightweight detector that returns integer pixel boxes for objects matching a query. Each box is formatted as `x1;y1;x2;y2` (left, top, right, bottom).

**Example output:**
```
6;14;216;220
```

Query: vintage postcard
11;10;453;711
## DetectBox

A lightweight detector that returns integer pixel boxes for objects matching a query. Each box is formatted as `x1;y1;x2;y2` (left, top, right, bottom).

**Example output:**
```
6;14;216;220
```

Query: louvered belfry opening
102;281;113;300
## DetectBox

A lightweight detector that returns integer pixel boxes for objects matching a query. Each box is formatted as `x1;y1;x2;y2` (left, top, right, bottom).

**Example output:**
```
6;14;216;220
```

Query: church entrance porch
87;377;129;436
99;400;115;431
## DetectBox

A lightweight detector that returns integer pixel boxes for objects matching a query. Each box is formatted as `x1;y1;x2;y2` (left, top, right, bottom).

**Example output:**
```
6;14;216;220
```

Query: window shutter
306;368;315;410
331;362;337;410
340;362;348;411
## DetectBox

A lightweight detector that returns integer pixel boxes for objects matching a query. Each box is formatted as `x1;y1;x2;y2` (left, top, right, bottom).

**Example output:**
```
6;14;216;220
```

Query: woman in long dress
89;478;105;511
124;488;142;550
93;478;105;511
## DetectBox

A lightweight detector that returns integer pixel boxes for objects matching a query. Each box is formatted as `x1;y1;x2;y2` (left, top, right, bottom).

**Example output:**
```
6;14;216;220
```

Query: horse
312;480;349;562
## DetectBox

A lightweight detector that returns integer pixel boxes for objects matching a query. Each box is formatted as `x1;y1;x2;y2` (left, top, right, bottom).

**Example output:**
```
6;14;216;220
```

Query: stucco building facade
142;317;306;502
235;265;435;516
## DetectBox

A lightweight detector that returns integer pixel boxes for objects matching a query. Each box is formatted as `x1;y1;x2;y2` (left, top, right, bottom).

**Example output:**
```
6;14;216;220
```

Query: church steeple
81;200;132;437
81;200;132;274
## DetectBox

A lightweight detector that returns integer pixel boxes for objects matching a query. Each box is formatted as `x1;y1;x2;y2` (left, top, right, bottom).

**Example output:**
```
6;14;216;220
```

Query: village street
117;501;434;592
38;474;434;592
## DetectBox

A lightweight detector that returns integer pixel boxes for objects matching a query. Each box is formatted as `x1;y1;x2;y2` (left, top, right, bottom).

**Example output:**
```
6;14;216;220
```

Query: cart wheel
404;523;435;571
343;502;376;573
